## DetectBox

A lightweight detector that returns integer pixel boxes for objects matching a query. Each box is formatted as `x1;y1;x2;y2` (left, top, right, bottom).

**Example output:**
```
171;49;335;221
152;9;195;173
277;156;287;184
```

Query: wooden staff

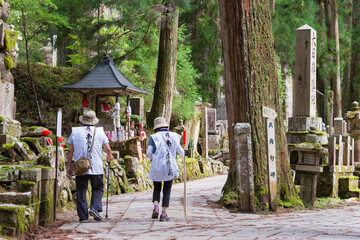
183;130;187;218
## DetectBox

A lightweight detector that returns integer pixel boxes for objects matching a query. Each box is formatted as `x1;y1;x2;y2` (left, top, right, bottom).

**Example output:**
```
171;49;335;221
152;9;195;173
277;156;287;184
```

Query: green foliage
172;24;200;121
180;0;222;105
272;0;320;72
9;0;68;64
273;0;353;99
12;62;83;131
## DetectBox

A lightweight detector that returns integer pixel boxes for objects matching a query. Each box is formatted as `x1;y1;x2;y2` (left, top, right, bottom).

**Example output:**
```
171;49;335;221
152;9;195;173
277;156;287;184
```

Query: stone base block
338;176;359;191
295;165;323;172
208;135;220;149
0;117;22;138
288;117;323;132
299;172;318;207
287;132;327;144
0;134;10;144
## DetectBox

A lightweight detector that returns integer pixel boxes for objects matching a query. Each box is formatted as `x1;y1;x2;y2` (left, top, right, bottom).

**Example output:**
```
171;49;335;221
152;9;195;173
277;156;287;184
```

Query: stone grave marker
130;97;144;119
207;108;217;132
293;24;317;117
201;106;208;159
262;106;277;211
234;123;254;212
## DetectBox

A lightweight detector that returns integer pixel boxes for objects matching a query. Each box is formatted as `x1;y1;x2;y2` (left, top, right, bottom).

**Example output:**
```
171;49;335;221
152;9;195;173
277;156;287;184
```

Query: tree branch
117;17;153;62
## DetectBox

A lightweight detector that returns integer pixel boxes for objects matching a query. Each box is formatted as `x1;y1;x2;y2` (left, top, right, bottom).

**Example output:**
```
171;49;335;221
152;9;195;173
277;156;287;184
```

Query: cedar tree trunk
148;1;179;129
324;0;342;117
219;0;299;211
350;0;360;104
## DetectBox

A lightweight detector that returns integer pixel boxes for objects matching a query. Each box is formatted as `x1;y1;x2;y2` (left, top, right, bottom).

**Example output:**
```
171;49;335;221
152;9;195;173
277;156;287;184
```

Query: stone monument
0;0;21;136
287;25;327;207
207;108;220;149
40;37;57;67
234;123;254;212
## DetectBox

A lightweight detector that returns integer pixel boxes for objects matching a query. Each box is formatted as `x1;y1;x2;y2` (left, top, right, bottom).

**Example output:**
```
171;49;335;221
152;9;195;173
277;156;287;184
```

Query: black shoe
80;219;88;223
89;208;102;221
152;209;159;219
159;213;170;221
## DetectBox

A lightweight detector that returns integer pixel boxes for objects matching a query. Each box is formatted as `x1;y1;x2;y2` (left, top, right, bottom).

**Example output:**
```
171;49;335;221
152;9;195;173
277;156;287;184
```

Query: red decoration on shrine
61;143;65;149
140;123;143;130
131;121;135;128
42;130;51;136
58;137;63;142
82;98;88;108
46;138;52;145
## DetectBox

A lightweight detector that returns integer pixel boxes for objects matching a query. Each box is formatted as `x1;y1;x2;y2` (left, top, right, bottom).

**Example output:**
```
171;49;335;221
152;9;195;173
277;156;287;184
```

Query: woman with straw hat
147;117;184;221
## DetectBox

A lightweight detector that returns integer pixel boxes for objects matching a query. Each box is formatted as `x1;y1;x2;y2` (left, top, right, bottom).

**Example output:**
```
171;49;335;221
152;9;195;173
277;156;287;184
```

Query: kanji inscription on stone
263;106;277;211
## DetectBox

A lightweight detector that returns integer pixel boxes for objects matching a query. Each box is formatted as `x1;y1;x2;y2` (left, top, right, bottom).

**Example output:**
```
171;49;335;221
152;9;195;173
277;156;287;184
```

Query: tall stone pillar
293;24;317;118
201;106;208;159
288;24;323;137
234;123;254;212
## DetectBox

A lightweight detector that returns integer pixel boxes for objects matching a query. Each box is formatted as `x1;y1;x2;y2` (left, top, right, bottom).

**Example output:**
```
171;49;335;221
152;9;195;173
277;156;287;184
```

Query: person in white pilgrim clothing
147;117;184;221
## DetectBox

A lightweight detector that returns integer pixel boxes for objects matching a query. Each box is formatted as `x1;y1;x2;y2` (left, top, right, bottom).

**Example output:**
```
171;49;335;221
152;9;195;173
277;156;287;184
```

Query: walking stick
182;130;187;218
105;157;112;218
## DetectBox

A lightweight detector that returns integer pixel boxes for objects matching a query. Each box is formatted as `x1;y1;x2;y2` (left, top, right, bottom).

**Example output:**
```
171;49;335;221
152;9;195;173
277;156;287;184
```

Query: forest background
7;0;359;132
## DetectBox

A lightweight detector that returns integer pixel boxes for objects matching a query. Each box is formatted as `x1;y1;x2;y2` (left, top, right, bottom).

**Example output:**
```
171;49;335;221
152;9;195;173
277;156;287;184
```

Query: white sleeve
177;143;185;158
147;145;154;160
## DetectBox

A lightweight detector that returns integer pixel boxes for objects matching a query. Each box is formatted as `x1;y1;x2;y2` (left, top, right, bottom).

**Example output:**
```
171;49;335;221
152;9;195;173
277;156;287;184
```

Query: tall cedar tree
148;0;179;128
219;0;299;211
350;0;360;102
324;0;342;117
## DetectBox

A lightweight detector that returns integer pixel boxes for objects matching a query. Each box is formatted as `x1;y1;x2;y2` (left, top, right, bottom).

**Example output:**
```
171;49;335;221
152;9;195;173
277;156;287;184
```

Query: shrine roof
63;56;148;96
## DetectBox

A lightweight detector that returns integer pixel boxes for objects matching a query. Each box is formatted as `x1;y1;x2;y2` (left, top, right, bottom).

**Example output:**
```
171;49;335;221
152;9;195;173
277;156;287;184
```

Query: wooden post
263;106;278;211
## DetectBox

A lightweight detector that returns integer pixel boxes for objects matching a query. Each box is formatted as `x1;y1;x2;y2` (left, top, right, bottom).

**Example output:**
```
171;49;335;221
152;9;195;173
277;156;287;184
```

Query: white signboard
263;106;277;211
56;108;62;137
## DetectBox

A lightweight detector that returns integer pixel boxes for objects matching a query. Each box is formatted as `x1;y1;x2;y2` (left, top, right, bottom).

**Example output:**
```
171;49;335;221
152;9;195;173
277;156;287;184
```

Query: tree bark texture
148;1;179;129
350;0;360;104
219;0;298;210
324;0;342;117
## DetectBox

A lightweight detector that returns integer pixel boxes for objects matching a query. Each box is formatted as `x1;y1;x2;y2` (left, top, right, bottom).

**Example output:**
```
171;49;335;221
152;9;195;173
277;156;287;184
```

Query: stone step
0;203;32;238
0;191;31;205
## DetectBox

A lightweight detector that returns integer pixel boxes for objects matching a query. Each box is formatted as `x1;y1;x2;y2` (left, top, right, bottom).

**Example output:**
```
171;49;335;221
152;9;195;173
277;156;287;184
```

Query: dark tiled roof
63;56;148;96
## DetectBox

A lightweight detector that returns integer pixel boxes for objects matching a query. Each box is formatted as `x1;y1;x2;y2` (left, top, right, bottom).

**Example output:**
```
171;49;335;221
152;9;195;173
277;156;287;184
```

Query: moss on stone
220;190;238;207
4;55;13;69
0;205;27;233
4;29;18;53
287;131;309;134
27;126;42;131
316;131;326;136
16;180;36;192
2;144;14;150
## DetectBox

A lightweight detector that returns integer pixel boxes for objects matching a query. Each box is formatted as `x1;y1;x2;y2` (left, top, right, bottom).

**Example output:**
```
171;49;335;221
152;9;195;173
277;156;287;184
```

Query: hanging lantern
82;98;88;108
125;105;132;121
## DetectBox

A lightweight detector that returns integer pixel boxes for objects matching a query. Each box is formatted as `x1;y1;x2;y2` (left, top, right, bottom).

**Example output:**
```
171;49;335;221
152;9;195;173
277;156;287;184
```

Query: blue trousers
75;174;104;221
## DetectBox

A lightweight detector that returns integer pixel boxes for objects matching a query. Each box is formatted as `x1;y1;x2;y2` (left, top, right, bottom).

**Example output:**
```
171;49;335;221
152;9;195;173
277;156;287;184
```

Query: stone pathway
55;174;360;240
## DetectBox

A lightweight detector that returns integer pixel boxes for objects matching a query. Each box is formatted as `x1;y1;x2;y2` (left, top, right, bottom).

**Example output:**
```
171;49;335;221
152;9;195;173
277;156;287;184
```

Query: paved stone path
58;174;360;240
